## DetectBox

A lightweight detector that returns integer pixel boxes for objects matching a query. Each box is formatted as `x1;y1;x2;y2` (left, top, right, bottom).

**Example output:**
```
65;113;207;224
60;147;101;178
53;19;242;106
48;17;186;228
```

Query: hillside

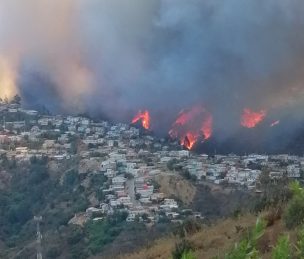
1;102;304;259
118;182;304;259
119;214;258;259
119;211;296;259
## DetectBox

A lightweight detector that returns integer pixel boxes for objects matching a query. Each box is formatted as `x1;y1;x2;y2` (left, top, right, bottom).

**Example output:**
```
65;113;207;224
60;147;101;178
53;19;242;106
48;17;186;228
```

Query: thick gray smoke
2;0;304;137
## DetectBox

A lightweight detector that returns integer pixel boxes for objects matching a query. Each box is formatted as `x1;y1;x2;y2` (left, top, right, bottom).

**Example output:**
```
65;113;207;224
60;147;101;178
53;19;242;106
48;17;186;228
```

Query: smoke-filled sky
2;0;304;136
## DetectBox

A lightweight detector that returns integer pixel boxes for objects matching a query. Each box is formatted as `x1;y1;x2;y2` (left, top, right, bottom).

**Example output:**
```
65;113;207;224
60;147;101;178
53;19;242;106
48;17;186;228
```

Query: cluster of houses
0;100;303;225
177;153;303;189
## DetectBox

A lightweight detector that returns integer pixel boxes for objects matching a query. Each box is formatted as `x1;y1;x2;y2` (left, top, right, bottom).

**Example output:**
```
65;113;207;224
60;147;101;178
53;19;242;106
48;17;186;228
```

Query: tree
284;182;304;228
167;159;179;171
67;226;84;245
46;246;61;258
63;170;79;188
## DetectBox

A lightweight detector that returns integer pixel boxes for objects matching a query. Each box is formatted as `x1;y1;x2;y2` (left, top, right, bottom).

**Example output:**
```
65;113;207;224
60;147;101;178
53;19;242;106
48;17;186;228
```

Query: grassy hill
114;182;304;259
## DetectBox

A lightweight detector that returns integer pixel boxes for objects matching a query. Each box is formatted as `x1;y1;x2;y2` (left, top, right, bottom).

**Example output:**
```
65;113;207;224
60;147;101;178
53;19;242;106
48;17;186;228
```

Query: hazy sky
1;0;304;136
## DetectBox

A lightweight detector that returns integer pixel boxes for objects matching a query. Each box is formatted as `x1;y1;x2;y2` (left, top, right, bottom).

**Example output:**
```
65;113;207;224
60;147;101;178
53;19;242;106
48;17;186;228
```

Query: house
160;199;178;210
112;176;126;186
150;193;165;202
178;150;189;157
165;212;180;219
117;196;132;207
287;165;301;178
86;207;103;217
269;171;284;179
104;169;116;178
15;147;28;154
136;186;154;198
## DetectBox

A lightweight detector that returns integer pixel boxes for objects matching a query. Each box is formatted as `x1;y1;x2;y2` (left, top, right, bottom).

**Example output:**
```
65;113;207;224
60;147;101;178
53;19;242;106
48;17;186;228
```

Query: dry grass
155;174;196;205
119;214;257;259
118;210;300;259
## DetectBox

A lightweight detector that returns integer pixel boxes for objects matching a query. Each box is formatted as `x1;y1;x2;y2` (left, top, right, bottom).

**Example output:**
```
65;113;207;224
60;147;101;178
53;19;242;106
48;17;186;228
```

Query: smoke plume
2;0;304;146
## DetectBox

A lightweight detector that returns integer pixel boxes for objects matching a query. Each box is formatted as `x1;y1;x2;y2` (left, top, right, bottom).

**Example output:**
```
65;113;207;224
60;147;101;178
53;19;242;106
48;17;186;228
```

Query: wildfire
270;120;280;127
201;113;213;140
169;105;213;150
241;108;266;128
131;110;151;130
0;56;18;100
180;132;199;150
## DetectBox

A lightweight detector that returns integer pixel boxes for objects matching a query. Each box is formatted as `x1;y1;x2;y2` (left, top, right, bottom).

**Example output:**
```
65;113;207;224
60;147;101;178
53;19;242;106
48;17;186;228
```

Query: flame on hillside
131;110;151;130
241;108;266;128
169;105;213;150
0;56;18;100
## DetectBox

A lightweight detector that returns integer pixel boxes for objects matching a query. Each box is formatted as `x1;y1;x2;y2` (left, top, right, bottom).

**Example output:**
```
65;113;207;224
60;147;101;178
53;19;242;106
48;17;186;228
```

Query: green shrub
172;239;194;259
225;218;265;259
225;239;251;259
271;235;291;259
295;226;304;258
86;211;127;254
284;182;304;228
67;226;84;245
46;246;61;258
181;250;196;259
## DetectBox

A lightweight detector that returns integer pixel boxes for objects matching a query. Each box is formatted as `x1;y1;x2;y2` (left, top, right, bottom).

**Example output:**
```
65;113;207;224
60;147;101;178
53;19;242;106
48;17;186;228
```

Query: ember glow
270;120;280;127
0;56;18;100
201;114;213;140
181;133;199;150
131;110;151;130
241;108;267;128
169;105;213;150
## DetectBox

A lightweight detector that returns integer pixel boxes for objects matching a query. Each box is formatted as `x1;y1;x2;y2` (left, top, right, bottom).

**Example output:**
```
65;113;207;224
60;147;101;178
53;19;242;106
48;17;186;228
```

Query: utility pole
34;216;43;259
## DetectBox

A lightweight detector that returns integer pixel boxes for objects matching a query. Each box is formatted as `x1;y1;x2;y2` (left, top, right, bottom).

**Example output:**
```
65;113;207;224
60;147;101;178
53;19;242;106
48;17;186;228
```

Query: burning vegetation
241;108;267;128
131;110;151;130
129;105;283;152
0;56;18;100
169;105;213;150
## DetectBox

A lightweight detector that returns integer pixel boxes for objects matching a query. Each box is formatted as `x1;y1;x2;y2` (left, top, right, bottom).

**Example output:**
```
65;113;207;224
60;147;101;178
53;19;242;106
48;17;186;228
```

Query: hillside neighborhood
0;98;303;226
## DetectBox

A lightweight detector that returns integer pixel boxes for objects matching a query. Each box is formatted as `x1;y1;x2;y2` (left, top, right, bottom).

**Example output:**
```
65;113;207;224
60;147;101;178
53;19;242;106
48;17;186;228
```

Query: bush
225;240;253;259
295;226;304;258
46;246;61;258
271;235;291;259
263;207;282;227
284;182;304;228
63;170;79;187
181;250;196;259
86;211;127;254
284;196;304;228
172;239;194;259
225;218;266;259
174;219;202;238
67;226;84;245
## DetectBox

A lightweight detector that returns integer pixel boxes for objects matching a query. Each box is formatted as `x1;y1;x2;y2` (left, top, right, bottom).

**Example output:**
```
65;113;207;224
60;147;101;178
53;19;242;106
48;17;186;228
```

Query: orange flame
132;110;151;130
201;114;213;140
270;120;280;127
0;56;18;100
169;105;213;150
180;132;198;150
241;108;266;128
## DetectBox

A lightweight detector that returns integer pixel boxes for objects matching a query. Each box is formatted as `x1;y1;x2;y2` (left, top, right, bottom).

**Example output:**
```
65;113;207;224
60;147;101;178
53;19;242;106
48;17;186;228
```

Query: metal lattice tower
34;216;43;259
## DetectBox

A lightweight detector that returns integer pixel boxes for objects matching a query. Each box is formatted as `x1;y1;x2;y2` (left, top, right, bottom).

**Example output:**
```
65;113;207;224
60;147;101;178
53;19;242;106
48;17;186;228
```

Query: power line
34;216;43;259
